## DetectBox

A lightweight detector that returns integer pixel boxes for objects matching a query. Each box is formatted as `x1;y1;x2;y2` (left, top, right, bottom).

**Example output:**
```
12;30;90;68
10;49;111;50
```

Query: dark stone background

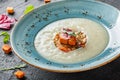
0;0;120;80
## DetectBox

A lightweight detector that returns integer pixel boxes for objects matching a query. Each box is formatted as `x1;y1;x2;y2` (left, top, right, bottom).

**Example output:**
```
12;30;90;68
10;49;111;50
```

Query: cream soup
34;18;109;64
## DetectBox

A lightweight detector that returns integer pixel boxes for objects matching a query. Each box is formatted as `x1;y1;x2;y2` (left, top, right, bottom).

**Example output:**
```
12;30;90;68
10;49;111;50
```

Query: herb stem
0;64;27;71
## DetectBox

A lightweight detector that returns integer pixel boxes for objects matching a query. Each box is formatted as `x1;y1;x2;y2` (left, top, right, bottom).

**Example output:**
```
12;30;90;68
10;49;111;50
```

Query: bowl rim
12;50;120;73
10;0;120;73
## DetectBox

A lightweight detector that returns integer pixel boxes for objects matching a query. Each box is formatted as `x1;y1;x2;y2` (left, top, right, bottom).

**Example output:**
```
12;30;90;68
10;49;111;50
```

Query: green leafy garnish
0;64;27;71
0;32;10;43
24;5;34;14
68;32;76;36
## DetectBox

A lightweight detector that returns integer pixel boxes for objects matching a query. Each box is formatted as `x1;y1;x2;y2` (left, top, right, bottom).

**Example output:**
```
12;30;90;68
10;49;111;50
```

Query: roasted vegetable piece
68;36;76;46
59;33;69;45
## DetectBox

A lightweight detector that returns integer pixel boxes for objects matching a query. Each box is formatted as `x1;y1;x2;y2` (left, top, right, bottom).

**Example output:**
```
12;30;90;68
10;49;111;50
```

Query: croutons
2;44;12;54
59;33;76;46
44;0;51;3
14;70;25;79
6;7;14;14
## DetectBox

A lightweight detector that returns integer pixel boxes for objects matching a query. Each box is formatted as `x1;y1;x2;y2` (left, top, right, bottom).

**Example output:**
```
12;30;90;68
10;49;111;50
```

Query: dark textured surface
0;0;120;80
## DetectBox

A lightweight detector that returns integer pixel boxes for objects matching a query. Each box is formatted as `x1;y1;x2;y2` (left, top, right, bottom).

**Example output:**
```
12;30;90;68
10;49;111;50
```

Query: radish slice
0;23;11;30
0;14;17;30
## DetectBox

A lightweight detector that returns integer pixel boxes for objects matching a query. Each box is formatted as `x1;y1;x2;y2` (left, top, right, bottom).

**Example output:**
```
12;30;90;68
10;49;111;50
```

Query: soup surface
34;18;109;64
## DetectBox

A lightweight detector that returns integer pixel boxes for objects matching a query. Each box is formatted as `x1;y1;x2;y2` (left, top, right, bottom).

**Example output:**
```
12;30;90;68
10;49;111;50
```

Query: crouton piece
14;70;25;79
44;0;51;3
2;44;12;54
6;7;14;14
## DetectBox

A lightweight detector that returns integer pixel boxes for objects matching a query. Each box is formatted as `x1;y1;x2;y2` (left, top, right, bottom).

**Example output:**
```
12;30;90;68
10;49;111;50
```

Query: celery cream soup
34;18;109;64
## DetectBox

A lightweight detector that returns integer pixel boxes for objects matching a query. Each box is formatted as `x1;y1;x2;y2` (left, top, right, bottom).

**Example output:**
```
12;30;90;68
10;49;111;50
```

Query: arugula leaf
24;5;34;14
0;32;10;43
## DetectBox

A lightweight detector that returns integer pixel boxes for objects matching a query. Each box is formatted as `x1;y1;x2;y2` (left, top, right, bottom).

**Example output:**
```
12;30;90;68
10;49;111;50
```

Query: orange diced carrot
68;36;76;46
6;7;14;14
44;0;51;3
2;44;12;54
14;70;25;79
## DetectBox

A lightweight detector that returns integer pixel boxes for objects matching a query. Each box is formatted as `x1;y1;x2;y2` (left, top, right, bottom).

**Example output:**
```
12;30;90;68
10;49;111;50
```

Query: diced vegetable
68;36;76;46
2;44;12;54
14;70;25;79
6;7;14;14
59;33;70;44
59;38;68;44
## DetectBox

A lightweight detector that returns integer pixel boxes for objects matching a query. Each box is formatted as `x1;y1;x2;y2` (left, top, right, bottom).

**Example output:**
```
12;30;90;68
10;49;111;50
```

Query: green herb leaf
0;32;8;36
3;35;10;43
24;5;34;14
0;64;27;71
14;63;26;69
68;32;76;36
0;32;10;43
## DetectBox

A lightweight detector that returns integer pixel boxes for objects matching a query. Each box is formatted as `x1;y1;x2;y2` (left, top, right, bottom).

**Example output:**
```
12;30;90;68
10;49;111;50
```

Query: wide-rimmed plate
11;0;120;73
